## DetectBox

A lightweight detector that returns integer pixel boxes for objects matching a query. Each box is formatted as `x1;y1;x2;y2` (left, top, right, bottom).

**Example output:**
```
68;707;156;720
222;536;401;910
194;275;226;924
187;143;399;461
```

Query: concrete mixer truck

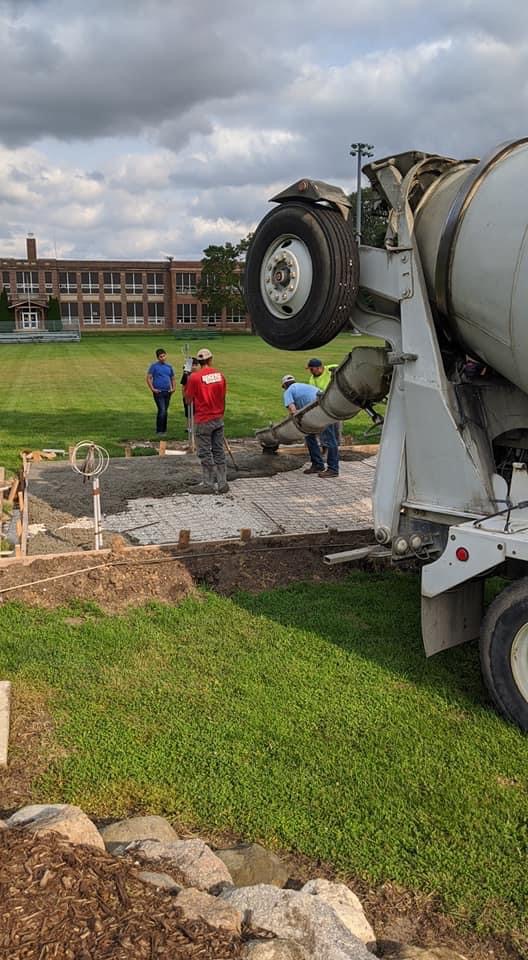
244;138;528;731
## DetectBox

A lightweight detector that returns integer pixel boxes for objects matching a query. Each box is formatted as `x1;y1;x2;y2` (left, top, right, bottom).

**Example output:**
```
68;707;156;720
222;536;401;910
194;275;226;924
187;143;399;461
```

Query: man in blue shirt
281;375;339;477
146;347;175;435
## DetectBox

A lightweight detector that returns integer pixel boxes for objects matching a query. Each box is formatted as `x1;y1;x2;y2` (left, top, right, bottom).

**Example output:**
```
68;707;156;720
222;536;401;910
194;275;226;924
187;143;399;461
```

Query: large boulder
6;804;104;850
99;815;178;852
136;870;182;894
301;879;375;947
216;843;289;888
176;887;242;936
221;884;376;960
243;941;309;958
115;838;233;892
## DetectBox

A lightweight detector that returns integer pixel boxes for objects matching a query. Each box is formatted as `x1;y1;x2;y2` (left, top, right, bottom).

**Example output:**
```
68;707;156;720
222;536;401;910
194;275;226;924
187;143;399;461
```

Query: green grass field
1;332;527;948
0;573;527;944
0;332;381;472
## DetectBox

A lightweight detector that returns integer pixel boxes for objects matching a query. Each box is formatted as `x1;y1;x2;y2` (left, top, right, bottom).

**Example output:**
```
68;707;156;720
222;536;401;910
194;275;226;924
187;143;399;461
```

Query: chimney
26;236;37;262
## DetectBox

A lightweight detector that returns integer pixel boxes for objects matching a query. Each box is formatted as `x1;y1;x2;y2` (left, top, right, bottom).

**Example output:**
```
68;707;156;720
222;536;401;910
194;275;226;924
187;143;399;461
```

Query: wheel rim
259;234;313;319
511;623;528;700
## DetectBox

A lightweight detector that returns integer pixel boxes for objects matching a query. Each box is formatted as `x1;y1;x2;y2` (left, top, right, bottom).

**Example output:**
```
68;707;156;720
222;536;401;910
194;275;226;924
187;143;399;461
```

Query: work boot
195;464;216;494
318;469;339;478
303;464;323;475
216;464;230;494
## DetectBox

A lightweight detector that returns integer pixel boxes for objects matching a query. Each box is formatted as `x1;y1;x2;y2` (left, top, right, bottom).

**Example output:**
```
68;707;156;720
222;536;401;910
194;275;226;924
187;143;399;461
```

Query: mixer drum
414;139;528;394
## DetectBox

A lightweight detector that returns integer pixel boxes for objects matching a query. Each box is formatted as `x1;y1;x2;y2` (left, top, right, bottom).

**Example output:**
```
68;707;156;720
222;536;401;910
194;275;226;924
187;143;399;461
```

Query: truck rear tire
244;201;359;350
480;578;528;731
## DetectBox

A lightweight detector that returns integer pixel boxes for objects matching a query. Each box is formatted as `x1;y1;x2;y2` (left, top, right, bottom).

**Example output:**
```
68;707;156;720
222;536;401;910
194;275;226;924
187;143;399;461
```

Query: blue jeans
305;424;339;473
153;390;171;433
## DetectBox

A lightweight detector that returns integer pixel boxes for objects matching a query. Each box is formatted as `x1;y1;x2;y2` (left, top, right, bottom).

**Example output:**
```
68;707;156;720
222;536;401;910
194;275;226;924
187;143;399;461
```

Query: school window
105;302;122;324
176;303;197;324
175;272;196;293
16;271;38;294
226;308;244;323
81;271;99;293
127;302;145;324
104;272;121;293
147;272;164;294
59;271;77;293
147;302;164;324
60;302;79;322
45;271;53;293
125;272;143;293
2;271;10;293
82;302;100;325
202;305;220;325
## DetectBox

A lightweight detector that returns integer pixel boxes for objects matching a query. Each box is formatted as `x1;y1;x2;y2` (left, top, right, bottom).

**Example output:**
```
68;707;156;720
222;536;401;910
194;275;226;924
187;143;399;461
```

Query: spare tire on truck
244;201;359;351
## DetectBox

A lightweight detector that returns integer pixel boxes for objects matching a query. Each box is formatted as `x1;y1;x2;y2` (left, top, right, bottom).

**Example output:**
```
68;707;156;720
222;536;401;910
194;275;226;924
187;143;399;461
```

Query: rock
216;843;289;888
99;815;178;852
136;870;182;894
380;947;468;960
243;940;309;958
301;878;375;947
176;887;242;935
115;838;233;892
6;804;104;850
222;885;375;960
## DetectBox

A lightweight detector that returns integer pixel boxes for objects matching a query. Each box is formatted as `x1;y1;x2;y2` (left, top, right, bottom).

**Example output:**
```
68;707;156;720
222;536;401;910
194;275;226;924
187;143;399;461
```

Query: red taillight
456;546;469;562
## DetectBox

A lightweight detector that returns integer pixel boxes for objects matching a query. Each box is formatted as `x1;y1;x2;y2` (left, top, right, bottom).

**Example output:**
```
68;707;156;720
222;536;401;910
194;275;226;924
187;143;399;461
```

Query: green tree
349;187;388;247
196;236;252;321
47;296;63;331
0;287;14;332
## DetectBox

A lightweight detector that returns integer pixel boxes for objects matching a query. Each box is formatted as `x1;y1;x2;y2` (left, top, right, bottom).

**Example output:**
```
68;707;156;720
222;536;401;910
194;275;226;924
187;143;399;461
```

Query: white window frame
105;301;122;324
104;272;121;294
83;302;101;325
59;271;77;293
81;271;100;294
147;272;164;294
175;271;197;294
148;302;164;324
125;272;143;293
60;302;79;322
126;302;145;324
176;303;197;324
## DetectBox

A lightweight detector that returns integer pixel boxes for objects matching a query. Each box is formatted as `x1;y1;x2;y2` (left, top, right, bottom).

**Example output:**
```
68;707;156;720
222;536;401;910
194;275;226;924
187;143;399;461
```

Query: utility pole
349;143;374;243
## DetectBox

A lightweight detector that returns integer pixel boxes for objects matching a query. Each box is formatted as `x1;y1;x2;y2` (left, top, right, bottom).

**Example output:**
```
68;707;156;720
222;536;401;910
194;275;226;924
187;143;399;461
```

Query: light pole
26;232;34;329
349;143;374;243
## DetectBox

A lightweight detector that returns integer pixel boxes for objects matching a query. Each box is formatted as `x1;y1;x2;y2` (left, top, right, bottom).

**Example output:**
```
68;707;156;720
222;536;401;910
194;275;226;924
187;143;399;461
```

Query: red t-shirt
185;366;227;422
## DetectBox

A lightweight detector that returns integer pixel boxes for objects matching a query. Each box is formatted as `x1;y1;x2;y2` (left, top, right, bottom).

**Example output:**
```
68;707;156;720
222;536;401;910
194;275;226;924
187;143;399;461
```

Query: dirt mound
0;830;254;959
0;545;195;612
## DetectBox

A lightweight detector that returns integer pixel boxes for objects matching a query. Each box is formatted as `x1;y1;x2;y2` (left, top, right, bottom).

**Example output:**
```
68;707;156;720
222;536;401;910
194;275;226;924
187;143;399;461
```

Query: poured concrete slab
103;459;375;545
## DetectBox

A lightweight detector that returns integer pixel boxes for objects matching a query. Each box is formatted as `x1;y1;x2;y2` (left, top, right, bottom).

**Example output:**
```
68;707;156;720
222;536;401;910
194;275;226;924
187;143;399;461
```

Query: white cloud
0;0;527;258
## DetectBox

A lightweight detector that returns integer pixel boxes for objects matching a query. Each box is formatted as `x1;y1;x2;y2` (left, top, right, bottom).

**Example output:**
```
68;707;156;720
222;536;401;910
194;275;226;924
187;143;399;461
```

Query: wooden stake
159;441;167;457
125;444;132;458
7;476;19;504
240;528;252;542
178;529;191;548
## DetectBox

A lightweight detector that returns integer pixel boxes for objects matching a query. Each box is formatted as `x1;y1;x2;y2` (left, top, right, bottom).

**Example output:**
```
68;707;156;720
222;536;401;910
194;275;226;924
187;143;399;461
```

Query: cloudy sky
0;0;527;260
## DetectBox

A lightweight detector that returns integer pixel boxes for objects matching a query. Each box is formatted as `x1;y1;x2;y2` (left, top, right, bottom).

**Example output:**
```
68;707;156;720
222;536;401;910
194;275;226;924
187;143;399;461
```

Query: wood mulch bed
0;830;266;959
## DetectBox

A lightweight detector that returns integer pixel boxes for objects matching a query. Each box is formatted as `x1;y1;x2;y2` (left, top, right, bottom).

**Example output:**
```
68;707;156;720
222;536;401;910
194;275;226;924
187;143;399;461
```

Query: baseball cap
196;348;213;360
307;358;323;368
281;374;296;387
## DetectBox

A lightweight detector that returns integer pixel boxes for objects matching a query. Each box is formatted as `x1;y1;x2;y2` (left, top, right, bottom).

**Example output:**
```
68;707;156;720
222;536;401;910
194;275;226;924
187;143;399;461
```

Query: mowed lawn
0;573;527;944
0;332;381;471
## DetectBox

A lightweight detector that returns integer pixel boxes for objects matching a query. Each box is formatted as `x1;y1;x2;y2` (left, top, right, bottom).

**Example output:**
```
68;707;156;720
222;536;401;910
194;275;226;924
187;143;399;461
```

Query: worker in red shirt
184;348;228;493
